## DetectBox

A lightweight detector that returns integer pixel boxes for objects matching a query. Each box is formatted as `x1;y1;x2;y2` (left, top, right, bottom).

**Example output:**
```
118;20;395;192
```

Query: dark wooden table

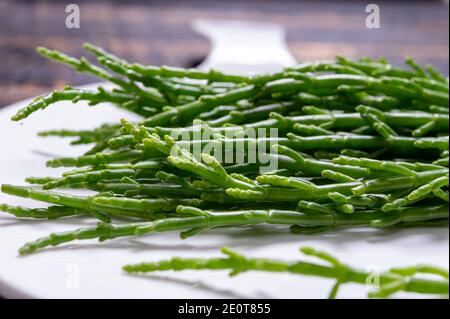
0;0;448;108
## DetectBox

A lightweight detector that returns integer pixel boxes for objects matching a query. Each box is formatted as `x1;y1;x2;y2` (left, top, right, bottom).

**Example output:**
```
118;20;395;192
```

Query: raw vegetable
0;44;448;259
123;246;449;299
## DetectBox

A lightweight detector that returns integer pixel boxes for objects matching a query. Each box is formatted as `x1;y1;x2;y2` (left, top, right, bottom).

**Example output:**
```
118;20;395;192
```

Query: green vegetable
123;246;449;299
1;184;201;220
0;204;87;219
16;204;448;255
0;45;447;269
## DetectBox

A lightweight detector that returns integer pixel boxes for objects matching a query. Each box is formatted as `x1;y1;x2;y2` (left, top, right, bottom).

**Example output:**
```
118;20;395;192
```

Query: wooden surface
0;0;448;108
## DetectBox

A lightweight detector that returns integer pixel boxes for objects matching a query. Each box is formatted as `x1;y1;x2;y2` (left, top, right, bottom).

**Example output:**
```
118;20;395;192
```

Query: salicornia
0;44;447;272
123;246;449;299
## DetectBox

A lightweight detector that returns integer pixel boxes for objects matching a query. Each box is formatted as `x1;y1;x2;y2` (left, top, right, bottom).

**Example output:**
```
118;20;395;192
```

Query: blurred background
0;0;448;108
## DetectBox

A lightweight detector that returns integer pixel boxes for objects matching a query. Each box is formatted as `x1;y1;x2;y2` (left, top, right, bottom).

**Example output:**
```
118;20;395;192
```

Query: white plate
0;20;448;299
